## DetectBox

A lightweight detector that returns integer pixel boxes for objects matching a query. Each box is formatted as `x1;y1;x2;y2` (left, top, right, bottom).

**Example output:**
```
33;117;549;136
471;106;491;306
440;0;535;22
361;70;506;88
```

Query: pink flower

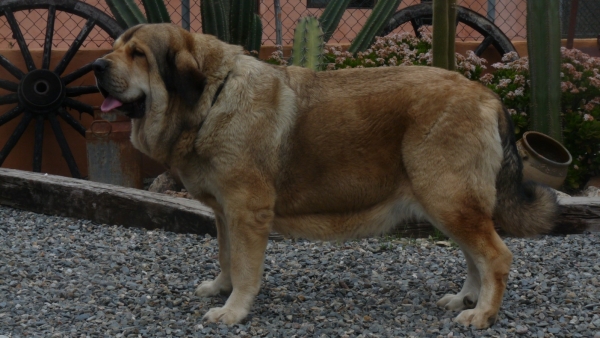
501;51;519;62
497;78;512;89
583;114;594;121
584;102;596;112
514;75;526;85
589;77;600;88
480;73;494;85
492;62;505;69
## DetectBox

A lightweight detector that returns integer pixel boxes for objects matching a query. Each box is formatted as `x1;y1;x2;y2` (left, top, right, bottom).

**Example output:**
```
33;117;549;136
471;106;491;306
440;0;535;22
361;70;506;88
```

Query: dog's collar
211;72;231;107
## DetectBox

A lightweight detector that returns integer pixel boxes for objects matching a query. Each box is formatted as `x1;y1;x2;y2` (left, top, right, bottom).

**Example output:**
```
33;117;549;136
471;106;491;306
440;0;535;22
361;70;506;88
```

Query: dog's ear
162;49;207;107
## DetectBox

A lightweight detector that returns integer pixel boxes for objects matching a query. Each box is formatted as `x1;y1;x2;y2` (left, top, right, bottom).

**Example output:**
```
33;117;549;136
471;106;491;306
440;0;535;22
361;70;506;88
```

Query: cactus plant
229;1;256;47
106;0;171;28
200;0;230;42
432;0;456;70
527;0;563;142
106;0;147;28
348;0;402;54
319;0;352;43
142;0;171;23
200;0;263;55
290;17;325;71
246;14;263;53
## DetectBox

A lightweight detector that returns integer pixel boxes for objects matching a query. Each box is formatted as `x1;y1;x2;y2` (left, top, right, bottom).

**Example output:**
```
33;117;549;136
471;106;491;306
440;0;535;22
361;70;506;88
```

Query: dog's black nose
92;58;109;74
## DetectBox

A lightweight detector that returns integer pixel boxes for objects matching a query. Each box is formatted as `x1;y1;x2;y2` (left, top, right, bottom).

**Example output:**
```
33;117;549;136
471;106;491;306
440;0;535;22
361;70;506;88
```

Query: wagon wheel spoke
383;4;517;58
410;19;423;37
0;111;33;166
0;54;25;80
4;8;36;72
0;79;18;92
48;113;81;178
0;105;24;127
64;97;94;115
54;18;96;76
66;86;98;97
42;5;56;70
58;107;85;137
61;63;94;85
0;93;18;105
473;35;494;57
33;114;44;172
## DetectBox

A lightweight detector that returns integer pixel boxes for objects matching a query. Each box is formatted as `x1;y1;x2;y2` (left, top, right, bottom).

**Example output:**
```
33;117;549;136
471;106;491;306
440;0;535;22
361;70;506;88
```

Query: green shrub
484;48;600;190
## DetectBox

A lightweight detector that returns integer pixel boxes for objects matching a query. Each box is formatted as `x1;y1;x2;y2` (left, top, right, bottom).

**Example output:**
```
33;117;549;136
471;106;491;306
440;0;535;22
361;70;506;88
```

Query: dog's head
93;23;217;119
94;24;240;161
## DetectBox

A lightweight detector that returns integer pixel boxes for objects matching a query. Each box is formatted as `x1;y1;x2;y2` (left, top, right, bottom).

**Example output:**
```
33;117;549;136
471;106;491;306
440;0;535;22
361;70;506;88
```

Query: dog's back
272;65;557;238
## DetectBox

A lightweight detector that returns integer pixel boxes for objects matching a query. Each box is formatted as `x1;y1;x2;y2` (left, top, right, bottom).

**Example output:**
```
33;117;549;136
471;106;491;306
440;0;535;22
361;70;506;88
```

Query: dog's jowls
94;23;558;329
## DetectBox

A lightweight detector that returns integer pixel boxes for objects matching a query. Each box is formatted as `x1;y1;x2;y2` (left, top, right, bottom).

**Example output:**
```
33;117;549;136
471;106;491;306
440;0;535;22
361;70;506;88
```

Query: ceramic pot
516;131;572;189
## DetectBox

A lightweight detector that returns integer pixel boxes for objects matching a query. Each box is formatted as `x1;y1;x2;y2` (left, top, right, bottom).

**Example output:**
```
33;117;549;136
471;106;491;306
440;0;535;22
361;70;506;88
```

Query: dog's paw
454;309;497;329
203;306;247;324
195;280;232;297
436;293;477;311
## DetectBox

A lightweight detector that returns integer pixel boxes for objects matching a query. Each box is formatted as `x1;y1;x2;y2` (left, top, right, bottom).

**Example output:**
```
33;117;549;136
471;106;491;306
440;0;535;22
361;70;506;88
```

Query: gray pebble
1;205;599;337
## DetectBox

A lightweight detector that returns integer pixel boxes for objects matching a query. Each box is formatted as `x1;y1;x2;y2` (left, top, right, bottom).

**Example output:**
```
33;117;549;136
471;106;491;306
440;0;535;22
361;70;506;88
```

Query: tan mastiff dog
93;23;558;329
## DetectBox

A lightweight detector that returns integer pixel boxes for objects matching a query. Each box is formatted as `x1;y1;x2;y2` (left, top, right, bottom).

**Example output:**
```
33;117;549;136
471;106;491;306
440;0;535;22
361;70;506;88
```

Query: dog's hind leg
436;247;480;310
436;211;513;329
450;218;512;329
195;212;233;297
398;176;511;329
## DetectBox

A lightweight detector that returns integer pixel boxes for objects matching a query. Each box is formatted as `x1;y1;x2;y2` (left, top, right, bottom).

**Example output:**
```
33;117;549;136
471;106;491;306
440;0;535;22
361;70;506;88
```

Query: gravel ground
1;205;599;338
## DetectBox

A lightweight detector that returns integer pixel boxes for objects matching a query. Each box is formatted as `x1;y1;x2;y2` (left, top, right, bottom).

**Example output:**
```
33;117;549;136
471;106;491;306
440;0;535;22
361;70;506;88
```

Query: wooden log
0;168;598;238
0;168;216;236
554;196;600;234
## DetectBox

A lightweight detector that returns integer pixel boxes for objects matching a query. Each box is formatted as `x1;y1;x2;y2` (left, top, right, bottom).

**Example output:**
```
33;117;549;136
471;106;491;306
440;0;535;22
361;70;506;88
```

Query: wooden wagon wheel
382;2;517;58
0;0;123;178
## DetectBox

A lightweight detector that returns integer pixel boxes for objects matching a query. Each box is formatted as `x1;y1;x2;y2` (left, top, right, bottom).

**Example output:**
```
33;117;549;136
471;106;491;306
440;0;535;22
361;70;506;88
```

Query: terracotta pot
516;131;572;189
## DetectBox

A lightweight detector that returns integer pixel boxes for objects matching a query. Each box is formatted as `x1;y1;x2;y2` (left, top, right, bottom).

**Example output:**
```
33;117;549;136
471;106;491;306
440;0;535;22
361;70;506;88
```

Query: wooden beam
555;196;600;233
0;168;216;236
0;168;597;238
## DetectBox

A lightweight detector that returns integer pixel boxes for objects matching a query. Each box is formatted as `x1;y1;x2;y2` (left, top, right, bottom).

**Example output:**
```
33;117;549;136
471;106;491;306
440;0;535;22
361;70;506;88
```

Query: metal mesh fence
560;0;600;39
0;0;596;50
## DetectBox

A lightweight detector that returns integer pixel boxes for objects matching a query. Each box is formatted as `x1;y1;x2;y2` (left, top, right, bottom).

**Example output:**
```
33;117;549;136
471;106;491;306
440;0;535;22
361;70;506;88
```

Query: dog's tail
493;107;559;237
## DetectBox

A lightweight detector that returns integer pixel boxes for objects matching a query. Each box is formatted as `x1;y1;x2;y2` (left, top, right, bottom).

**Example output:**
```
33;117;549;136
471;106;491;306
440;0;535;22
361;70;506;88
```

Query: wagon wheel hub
0;0;123;178
18;69;65;113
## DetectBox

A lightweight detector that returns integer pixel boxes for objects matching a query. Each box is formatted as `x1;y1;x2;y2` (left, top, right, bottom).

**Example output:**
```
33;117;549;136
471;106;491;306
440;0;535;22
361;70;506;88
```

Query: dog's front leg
195;213;233;297
202;202;273;324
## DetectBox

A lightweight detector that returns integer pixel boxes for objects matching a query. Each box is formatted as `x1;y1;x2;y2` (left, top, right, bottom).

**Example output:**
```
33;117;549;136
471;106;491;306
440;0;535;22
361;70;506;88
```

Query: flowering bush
265;30;600;190
486;48;600;189
321;28;486;80
266;28;486;78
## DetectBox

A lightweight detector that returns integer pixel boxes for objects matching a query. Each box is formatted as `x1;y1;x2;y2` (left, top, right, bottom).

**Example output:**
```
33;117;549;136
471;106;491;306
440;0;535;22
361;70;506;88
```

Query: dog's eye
132;49;145;58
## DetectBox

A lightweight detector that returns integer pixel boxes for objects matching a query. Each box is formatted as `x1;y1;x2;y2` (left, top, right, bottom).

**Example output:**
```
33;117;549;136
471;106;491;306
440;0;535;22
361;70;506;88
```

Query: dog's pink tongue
100;96;123;112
